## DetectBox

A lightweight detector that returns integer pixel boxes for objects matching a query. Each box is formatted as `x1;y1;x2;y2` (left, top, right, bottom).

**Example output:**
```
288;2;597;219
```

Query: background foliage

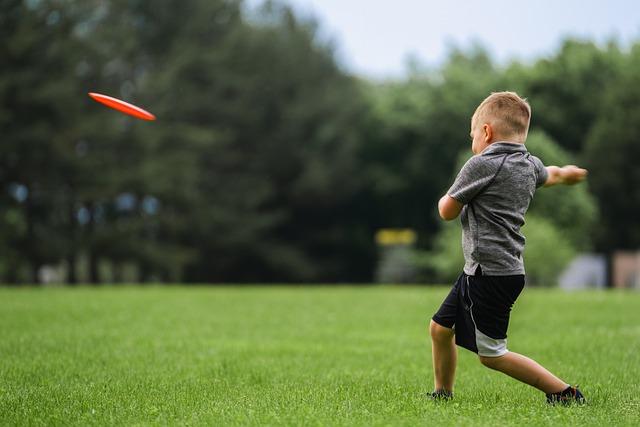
0;0;634;284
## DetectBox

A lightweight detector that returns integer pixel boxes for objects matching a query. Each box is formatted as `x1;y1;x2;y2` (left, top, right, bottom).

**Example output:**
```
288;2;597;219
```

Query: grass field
1;286;639;426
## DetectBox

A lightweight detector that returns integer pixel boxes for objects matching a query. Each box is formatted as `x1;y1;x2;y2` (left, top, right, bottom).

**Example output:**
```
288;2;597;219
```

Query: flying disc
88;92;156;121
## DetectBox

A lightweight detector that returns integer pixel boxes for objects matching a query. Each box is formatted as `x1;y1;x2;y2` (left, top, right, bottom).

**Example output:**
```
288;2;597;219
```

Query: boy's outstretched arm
543;165;588;187
438;195;463;221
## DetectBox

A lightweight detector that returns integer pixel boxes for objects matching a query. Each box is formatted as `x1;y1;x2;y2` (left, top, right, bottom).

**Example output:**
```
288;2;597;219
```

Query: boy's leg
478;352;567;393
430;320;457;392
466;274;569;394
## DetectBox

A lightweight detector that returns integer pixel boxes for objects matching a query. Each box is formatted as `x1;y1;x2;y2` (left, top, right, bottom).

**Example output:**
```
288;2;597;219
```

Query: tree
136;0;371;282
0;0;94;283
1;0;372;283
508;39;623;153
583;43;640;252
359;44;502;249
525;130;597;249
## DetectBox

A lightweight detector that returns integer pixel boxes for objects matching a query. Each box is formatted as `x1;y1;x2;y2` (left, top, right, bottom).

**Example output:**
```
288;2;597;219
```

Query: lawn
1;286;638;426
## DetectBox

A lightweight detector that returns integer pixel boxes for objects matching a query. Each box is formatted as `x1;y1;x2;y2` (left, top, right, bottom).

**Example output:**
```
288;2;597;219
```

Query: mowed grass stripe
0;286;638;426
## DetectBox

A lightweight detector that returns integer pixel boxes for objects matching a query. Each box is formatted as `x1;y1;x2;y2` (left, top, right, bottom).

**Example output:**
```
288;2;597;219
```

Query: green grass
1;286;639;426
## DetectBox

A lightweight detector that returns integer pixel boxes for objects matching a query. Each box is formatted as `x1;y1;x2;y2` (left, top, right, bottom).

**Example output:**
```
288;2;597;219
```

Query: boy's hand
561;165;588;185
544;165;588;187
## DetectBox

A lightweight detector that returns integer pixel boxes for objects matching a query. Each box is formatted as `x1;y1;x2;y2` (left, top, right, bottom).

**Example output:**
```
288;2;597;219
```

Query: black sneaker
546;385;586;405
429;389;453;401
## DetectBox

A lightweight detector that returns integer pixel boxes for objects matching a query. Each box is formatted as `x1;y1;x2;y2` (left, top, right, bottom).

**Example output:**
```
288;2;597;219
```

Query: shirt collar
481;141;527;155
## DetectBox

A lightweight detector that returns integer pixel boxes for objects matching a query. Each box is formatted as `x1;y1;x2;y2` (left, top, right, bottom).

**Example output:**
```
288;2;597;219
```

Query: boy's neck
480;140;527;154
490;140;525;145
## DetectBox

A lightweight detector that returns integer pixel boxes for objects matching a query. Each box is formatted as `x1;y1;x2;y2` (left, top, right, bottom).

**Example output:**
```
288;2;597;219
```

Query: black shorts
432;271;525;357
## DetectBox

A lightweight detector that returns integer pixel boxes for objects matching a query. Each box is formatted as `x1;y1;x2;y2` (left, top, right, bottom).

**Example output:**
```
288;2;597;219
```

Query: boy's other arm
438;194;463;221
543;165;588;187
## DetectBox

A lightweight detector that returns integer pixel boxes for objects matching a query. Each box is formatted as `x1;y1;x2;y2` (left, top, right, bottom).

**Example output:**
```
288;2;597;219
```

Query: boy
429;91;587;404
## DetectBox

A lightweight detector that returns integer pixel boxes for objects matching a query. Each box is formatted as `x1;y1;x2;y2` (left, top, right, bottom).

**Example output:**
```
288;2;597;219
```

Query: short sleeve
530;155;548;188
447;155;500;204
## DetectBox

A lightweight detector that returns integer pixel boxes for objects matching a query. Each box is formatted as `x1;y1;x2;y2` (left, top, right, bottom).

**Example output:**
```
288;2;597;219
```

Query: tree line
1;0;637;284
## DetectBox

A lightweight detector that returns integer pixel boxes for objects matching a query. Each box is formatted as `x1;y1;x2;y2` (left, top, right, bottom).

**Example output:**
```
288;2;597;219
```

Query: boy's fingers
571;166;588;177
567;168;588;184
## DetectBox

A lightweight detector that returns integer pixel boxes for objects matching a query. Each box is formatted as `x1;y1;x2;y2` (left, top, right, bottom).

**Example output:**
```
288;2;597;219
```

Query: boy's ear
483;123;493;143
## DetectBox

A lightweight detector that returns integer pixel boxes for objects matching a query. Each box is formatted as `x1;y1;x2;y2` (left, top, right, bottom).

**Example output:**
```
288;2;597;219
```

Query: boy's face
470;118;492;154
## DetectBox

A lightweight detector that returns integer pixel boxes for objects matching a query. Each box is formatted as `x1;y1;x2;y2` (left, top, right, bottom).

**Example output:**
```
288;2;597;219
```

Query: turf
0;286;638;426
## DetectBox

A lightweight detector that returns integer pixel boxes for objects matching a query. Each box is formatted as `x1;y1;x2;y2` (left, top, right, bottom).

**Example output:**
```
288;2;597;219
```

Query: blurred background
1;0;639;287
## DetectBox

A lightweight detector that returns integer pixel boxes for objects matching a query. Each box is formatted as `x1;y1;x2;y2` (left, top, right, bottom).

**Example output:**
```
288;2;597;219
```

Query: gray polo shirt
447;142;548;276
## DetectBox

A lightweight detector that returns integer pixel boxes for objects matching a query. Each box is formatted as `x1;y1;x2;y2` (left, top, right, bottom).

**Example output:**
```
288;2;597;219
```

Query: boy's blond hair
472;91;531;142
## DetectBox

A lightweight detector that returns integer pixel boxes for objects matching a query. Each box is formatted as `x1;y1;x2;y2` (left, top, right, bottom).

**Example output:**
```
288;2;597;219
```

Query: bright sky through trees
265;0;640;77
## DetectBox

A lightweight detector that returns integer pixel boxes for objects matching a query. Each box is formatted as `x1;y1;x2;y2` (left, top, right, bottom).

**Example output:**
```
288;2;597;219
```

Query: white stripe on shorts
466;276;509;357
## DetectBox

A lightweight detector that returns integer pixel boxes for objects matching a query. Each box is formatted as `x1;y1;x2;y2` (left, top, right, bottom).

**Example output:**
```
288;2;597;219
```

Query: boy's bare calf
478;352;568;394
429;320;457;392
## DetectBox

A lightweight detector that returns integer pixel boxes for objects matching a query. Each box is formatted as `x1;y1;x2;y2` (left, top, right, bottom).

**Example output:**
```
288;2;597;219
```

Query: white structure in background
558;254;607;290
38;265;65;285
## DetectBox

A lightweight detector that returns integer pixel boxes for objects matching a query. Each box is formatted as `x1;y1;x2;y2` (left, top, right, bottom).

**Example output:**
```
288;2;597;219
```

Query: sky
251;0;640;78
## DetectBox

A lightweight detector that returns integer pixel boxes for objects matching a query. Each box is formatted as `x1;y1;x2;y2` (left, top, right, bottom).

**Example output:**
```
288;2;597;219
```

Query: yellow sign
375;229;417;246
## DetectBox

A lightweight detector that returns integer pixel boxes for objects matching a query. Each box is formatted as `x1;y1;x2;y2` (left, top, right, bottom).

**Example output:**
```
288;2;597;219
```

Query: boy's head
470;91;531;154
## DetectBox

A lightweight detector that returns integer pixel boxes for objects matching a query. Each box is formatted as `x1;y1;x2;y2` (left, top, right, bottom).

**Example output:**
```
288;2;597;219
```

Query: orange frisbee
88;92;156;121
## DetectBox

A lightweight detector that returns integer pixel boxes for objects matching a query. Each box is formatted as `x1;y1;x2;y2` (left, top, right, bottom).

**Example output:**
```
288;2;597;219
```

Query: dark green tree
0;0;92;283
142;1;370;282
583;43;640;253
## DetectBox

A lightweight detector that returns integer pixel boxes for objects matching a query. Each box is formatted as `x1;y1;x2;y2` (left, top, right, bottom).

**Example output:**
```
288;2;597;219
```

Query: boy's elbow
439;211;458;221
438;207;455;221
438;195;462;220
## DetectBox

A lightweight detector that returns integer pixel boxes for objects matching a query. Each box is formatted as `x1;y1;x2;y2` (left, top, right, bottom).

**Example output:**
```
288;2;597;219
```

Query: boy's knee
479;354;503;369
429;319;454;342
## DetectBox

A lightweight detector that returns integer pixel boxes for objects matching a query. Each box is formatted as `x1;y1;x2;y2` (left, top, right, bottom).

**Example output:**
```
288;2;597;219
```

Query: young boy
429;91;588;404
